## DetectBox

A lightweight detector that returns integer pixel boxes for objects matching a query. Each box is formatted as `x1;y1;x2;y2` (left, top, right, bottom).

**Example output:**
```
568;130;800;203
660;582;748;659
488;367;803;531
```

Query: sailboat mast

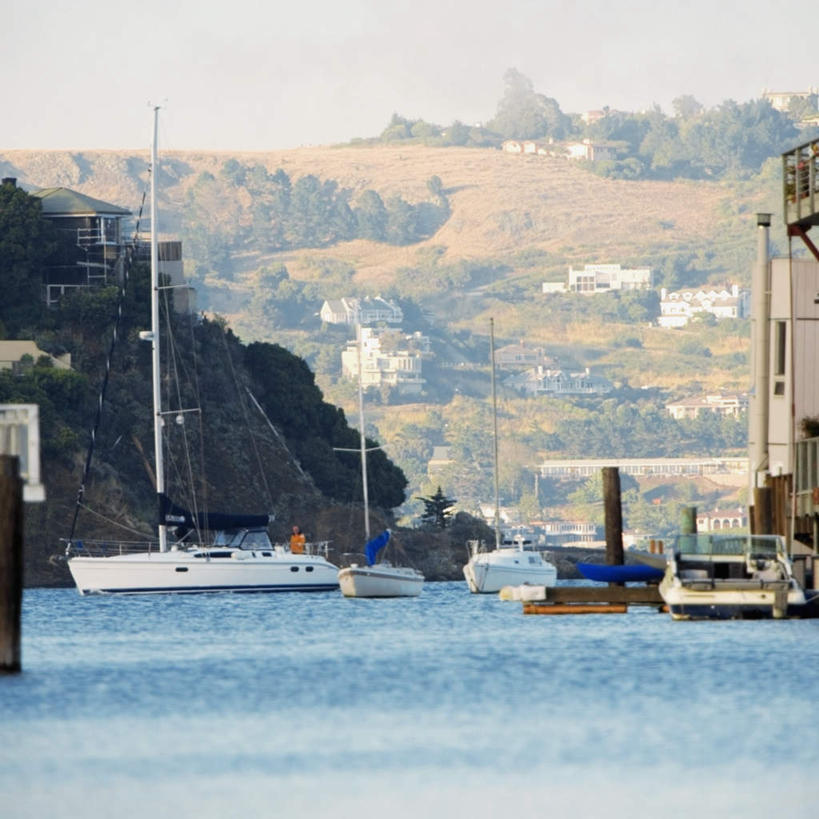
150;106;168;553
356;323;371;541
490;318;501;550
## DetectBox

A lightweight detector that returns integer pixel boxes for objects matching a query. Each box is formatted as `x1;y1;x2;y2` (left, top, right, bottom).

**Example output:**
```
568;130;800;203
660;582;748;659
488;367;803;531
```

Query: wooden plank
545;586;663;604
524;603;628;615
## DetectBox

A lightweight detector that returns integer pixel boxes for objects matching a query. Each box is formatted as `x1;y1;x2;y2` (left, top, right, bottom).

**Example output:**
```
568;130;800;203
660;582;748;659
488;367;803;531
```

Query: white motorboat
464;538;557;593
65;108;339;595
659;533;811;620
336;328;424;598
462;319;557;594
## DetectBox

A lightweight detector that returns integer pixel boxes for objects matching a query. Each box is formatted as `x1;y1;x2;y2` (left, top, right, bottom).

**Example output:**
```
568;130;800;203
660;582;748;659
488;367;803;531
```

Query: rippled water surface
2;584;818;818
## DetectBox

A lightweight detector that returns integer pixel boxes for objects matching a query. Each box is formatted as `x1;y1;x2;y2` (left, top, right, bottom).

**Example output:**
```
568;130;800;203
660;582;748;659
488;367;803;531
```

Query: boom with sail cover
365;530;391;566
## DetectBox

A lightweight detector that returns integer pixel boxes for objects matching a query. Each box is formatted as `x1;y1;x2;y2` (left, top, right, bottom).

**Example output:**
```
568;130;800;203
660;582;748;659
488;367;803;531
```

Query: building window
775;321;787;376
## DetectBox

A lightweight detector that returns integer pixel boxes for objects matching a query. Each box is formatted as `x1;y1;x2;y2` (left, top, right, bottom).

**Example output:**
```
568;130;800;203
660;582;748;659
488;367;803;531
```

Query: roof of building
32;187;131;217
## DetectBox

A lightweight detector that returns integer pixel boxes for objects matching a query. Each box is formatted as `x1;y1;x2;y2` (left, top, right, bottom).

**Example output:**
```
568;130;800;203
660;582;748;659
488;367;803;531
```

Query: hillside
1;143;777;532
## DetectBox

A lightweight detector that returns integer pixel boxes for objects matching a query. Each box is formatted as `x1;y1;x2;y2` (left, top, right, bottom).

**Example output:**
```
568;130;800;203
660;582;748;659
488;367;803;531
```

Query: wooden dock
520;585;665;615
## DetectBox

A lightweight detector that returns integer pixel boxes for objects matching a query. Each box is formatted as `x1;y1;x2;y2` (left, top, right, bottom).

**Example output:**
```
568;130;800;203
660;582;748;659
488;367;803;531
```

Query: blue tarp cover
365;530;391;566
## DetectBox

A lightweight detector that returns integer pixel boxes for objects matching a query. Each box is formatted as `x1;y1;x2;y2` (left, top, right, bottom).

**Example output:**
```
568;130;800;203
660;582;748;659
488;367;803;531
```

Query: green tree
489;68;571;140
0;181;56;335
416;486;457;529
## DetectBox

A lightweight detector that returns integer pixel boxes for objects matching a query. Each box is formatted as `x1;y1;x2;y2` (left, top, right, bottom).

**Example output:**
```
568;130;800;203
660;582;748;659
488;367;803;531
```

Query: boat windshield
674;533;783;558
212;528;273;550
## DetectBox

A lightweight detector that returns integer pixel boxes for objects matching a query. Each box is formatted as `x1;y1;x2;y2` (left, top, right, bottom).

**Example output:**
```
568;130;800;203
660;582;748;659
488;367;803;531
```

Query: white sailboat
65;108;339;595
463;319;557;594
337;325;424;598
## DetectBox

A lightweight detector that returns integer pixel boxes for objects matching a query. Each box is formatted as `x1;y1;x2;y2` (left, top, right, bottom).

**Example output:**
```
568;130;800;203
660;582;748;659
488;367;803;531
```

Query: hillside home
665;392;748;420
320;296;403;326
505;365;612;397
565;139;616;162
761;88;817;112
658;284;749;328
0;341;71;372
568;263;652;293
427;446;454;478
494;341;553;370
4;179;190;311
29;184;131;306
341;327;424;395
696;508;747;532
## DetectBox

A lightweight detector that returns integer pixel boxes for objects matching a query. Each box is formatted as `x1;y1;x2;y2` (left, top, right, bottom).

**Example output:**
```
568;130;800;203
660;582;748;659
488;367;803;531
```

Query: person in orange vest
289;525;306;554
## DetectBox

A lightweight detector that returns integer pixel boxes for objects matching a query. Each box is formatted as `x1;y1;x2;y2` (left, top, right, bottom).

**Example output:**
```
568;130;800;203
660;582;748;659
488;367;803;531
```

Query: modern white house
340;327;424;395
568;263;652;293
665;392;748;420
658;284;750;327
505;366;612;397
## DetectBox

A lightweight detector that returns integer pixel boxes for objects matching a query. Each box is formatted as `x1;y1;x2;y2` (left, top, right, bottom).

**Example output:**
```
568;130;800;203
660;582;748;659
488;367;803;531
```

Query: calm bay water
2;582;817;818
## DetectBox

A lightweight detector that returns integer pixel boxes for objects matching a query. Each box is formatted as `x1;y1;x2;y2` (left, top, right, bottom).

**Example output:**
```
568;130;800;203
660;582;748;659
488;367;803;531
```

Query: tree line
367;68;814;181
184;164;450;272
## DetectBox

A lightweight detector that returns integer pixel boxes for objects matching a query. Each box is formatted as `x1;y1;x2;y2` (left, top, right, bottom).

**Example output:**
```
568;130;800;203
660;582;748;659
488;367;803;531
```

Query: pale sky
4;0;816;151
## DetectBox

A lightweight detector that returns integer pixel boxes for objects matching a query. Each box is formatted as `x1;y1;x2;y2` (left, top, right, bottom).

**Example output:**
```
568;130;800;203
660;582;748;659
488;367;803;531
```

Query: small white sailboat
65;108;339;595
337;325;424;598
463;319;557;594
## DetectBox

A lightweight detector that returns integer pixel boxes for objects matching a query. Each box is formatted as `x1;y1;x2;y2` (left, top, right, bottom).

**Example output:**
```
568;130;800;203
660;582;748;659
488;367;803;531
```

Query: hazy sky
5;0;816;151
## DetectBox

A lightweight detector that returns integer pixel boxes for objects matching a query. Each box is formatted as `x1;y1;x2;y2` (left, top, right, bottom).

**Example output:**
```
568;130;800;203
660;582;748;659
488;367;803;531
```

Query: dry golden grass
3;143;743;284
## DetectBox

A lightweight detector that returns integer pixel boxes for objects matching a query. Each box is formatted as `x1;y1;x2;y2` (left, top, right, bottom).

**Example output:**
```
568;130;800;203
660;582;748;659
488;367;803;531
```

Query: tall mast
357;323;371;541
490;318;501;550
150;106;168;552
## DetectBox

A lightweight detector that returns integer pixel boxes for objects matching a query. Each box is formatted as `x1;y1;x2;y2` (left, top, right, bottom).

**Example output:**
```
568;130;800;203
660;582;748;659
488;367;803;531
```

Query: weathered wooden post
602;467;624;567
0;455;23;673
680;506;697;535
753;486;773;535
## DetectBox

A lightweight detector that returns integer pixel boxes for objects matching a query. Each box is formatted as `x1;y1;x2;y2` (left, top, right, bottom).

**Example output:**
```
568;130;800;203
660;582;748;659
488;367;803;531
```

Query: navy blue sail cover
365;529;391;566
159;493;270;532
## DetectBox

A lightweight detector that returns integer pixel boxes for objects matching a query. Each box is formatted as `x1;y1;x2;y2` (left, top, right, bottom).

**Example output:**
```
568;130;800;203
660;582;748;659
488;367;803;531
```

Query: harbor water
2;582;817;818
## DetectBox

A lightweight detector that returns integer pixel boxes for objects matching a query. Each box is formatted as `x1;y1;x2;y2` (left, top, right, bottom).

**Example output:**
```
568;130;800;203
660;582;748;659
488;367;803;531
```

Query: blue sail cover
159;493;271;532
365;530;391;566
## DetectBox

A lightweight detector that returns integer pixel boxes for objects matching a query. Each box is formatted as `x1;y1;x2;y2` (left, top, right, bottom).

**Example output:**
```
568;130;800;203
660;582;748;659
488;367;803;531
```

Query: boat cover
365;530;391;566
577;562;664;583
159;493;271;532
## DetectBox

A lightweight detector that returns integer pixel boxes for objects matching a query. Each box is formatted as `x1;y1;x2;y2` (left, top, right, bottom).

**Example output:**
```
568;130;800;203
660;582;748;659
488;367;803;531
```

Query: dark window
175;567;189;573
290;566;299;572
306;566;314;572
775;321;787;376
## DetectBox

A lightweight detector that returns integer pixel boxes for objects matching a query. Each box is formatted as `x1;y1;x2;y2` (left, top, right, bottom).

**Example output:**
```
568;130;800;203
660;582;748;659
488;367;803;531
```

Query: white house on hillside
568;263;652;293
320;296;403;326
505;366;612;397
665;392;748;420
658;284;749;328
341;327;424;395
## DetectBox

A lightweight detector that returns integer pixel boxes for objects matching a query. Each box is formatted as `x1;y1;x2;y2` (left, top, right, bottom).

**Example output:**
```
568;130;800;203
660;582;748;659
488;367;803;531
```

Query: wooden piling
0;456;23;673
753;487;773;535
602;467;624;568
680;505;697;535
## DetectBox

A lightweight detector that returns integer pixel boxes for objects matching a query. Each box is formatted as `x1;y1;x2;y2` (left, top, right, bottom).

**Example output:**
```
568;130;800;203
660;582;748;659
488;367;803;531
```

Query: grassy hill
1;143;781;529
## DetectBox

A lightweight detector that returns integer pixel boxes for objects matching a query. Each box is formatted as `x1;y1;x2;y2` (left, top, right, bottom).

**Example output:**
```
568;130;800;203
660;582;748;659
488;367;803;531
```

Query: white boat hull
463;548;558;594
68;549;340;595
338;564;424;598
658;533;808;620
